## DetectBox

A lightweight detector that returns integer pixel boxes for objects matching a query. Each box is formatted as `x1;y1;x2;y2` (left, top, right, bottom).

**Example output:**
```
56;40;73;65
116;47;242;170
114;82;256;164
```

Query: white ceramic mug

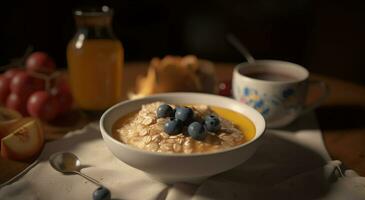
232;60;329;128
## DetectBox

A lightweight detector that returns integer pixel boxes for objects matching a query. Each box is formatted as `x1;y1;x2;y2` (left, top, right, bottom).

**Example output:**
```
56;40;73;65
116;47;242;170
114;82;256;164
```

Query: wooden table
1;62;364;184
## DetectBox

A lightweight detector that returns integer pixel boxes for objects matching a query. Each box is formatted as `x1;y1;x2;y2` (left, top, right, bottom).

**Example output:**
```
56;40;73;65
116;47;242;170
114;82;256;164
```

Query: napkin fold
1;113;364;200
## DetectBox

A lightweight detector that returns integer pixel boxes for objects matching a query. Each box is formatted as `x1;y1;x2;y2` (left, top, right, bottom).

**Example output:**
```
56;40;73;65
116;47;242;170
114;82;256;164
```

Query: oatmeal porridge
112;102;255;153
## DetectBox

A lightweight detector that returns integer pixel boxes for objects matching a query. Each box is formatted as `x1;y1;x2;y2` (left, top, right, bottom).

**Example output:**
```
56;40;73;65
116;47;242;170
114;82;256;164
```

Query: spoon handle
226;34;255;64
74;171;103;187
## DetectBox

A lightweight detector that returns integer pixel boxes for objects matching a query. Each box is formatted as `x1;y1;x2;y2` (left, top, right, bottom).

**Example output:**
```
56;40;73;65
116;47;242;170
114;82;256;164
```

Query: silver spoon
226;33;256;64
49;152;103;187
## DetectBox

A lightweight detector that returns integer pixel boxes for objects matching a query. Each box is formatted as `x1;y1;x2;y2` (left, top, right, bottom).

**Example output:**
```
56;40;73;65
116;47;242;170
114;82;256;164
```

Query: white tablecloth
1;113;364;200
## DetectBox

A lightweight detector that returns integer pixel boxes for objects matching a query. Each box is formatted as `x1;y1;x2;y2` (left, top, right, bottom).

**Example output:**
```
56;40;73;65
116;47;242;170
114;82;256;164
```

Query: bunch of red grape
0;52;73;122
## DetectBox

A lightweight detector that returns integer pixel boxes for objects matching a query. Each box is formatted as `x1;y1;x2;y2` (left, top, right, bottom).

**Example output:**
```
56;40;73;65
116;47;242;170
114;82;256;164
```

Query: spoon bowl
49;152;81;173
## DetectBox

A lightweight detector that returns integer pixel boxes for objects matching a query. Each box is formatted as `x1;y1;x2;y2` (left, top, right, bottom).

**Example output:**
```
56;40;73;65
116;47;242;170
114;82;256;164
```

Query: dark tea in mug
239;70;297;82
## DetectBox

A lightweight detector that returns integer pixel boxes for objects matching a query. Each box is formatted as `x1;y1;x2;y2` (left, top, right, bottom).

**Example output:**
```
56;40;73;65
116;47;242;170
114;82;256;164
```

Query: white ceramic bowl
100;93;266;184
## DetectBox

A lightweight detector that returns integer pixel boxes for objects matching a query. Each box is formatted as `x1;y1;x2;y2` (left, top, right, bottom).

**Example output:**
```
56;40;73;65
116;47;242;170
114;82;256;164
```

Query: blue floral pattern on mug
239;86;296;117
281;88;297;108
282;88;295;98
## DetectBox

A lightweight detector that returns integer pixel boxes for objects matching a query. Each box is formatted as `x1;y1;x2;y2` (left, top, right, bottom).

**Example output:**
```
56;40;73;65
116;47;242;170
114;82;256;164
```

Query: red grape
0;75;10;105
6;93;27;116
54;74;71;93
51;87;73;114
27;91;59;121
3;68;24;81
26;52;56;74
50;74;73;113
10;71;44;96
218;80;232;97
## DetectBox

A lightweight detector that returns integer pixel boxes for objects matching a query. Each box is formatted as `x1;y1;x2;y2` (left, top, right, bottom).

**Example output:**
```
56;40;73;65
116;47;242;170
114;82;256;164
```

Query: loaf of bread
130;55;216;99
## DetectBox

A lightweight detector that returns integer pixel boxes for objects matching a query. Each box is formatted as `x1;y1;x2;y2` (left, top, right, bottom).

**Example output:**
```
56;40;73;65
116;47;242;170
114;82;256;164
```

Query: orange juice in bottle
67;6;123;111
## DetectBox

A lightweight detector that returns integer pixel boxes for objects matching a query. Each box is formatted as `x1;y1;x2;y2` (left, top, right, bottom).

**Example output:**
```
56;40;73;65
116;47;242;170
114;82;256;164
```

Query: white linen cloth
1;113;364;200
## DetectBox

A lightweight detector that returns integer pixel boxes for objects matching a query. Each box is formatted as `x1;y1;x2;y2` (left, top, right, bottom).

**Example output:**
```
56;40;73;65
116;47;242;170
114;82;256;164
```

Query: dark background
1;0;365;84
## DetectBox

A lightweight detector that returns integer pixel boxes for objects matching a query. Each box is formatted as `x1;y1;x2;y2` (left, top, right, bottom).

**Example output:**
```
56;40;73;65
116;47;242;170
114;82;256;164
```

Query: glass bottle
67;6;123;111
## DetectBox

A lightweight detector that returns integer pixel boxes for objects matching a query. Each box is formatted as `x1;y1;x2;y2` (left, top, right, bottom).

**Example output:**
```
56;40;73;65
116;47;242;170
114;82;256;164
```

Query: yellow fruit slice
1;118;44;161
0;110;23;140
0;107;22;122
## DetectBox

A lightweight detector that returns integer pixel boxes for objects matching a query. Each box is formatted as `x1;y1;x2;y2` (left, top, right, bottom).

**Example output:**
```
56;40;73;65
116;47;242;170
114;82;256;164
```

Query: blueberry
175;107;194;124
204;115;221;133
164;118;183;135
188;122;207;140
93;186;111;200
157;104;174;118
